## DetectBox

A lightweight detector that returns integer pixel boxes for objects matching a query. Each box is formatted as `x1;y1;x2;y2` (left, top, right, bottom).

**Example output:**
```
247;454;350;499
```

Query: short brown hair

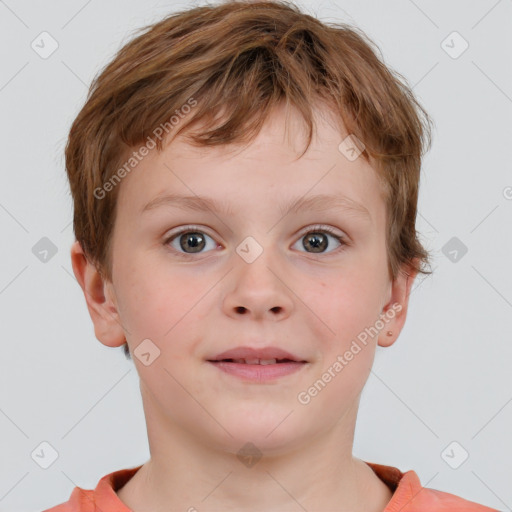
65;0;433;359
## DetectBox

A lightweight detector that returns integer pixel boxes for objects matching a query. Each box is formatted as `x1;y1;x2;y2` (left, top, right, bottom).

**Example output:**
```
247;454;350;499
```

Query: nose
223;251;294;321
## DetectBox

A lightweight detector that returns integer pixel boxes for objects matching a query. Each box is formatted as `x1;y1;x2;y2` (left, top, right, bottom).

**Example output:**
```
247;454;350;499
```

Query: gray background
0;0;511;510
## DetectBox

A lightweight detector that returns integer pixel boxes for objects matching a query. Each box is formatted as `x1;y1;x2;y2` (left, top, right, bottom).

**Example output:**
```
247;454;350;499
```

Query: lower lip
208;361;307;381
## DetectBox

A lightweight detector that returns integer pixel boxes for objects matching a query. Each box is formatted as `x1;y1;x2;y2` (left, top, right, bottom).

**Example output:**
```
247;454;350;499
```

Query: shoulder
42;465;142;512
42;487;95;512
364;461;498;511
406;483;499;511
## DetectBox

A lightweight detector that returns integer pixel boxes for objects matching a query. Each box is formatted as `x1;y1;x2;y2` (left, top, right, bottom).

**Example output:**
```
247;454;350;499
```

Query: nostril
235;306;247;314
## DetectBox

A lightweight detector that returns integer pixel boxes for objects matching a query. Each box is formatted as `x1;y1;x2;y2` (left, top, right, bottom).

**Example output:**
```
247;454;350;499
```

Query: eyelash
163;224;348;259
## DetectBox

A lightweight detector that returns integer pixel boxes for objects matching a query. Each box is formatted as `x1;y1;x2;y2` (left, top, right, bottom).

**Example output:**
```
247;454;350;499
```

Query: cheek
117;267;211;353
316;269;382;330
311;282;380;408
113;260;164;331
307;270;385;380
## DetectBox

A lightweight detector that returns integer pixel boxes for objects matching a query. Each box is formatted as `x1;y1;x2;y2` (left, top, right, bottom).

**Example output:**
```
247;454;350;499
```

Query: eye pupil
180;232;205;253
169;228;342;257
303;232;327;253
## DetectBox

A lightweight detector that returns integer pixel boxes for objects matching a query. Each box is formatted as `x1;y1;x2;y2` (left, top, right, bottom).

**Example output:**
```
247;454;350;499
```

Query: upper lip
208;346;307;362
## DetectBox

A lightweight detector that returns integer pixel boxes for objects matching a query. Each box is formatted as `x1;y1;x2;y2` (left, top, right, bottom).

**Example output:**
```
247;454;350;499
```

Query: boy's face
72;103;416;454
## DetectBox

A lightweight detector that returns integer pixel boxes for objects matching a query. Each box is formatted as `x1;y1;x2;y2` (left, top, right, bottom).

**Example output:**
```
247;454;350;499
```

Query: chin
212;418;309;457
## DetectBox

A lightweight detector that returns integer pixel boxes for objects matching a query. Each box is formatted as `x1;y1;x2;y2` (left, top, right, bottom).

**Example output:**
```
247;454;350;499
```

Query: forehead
115;103;386;222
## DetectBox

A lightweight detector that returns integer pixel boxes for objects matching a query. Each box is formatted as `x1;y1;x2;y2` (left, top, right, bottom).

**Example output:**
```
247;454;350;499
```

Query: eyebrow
141;192;371;220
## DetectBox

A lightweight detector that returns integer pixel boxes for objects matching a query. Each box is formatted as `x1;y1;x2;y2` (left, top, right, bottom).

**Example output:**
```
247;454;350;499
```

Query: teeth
232;358;278;365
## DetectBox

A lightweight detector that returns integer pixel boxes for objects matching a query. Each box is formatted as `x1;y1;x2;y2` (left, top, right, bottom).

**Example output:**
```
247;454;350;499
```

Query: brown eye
179;232;206;253
165;228;217;255
293;226;346;254
302;232;329;253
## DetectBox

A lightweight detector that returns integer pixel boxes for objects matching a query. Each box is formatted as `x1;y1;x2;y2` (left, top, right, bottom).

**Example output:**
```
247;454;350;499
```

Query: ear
377;259;419;348
70;240;126;348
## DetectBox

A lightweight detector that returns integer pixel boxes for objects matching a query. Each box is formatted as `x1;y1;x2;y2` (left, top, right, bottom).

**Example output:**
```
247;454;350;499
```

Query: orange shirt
43;461;499;511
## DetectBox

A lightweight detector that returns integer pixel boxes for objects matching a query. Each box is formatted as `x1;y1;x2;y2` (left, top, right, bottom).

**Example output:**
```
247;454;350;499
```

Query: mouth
207;359;307;381
207;345;307;364
208;358;300;365
206;346;308;381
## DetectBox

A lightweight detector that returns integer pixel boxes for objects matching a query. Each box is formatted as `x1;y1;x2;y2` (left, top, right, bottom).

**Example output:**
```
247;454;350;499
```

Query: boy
45;0;498;510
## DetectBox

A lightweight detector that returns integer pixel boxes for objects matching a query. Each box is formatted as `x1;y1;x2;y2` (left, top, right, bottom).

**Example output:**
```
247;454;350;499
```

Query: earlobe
377;260;419;348
70;240;126;348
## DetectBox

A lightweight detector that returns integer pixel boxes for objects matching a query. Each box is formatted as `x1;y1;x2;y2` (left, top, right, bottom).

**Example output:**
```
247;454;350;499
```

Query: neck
116;396;393;511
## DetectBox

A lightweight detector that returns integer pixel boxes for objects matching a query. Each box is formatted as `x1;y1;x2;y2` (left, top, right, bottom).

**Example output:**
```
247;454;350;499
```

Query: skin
71;102;418;512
